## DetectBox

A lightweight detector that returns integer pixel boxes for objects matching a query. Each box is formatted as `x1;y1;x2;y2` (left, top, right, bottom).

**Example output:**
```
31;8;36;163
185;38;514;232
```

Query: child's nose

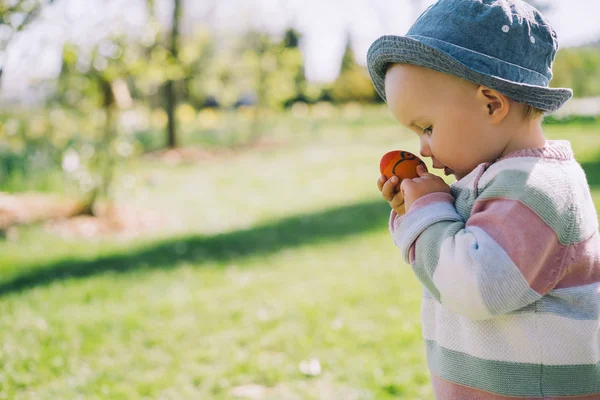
419;136;433;158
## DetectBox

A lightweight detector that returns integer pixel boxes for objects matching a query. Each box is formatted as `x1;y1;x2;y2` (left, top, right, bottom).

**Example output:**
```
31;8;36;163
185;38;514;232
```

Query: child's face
384;64;510;180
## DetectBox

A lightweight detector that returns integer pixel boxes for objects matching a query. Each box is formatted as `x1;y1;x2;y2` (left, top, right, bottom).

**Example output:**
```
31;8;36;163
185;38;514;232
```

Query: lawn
0;107;599;399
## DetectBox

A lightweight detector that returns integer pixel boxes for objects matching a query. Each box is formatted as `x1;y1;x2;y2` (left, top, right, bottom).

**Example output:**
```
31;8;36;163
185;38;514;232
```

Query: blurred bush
552;47;600;97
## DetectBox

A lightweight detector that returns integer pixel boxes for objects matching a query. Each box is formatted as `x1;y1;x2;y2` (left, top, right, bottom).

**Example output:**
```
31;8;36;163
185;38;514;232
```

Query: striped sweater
390;140;600;399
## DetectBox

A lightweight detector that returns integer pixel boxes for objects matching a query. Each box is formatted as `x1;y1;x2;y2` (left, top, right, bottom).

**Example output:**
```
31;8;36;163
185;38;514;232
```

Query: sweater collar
498;140;574;162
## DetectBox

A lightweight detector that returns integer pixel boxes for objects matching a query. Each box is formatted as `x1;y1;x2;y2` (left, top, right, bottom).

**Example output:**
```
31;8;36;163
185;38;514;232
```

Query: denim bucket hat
367;0;573;113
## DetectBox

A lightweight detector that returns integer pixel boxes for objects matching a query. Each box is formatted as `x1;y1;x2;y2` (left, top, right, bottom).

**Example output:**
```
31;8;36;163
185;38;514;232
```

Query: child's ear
476;86;510;123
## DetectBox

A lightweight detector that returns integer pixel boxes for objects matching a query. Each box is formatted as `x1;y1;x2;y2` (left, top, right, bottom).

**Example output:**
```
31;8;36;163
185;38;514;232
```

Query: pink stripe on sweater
468;199;565;294
395;195;600;291
469;199;600;292
431;374;600;399
556;230;600;289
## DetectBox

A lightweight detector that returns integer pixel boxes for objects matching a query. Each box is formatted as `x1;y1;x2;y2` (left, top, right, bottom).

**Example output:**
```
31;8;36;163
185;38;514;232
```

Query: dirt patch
45;204;163;240
0;192;84;230
0;192;163;241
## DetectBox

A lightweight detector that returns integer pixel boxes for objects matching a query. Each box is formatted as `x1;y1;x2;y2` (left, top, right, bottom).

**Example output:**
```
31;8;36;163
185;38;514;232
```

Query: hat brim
367;35;573;114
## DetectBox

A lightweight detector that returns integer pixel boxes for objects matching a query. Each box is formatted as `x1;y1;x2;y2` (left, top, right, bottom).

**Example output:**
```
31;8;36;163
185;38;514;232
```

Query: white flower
299;358;322;376
62;149;80;173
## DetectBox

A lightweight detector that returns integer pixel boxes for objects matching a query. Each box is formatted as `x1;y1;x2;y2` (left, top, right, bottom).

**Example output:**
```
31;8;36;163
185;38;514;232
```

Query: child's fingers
381;176;399;201
416;166;437;180
377;175;386;192
417;173;435;180
390;191;405;209
394;203;406;216
416;164;429;176
400;177;415;198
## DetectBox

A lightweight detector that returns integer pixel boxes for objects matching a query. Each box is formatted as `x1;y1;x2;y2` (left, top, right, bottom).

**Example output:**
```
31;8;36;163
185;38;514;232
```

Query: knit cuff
392;192;462;263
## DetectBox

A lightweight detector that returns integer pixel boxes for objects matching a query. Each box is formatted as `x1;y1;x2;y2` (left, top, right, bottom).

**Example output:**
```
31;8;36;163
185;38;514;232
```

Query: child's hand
377;175;406;216
401;165;451;212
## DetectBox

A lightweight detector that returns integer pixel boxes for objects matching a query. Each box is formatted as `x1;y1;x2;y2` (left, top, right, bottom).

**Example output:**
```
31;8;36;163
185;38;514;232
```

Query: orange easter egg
380;150;425;187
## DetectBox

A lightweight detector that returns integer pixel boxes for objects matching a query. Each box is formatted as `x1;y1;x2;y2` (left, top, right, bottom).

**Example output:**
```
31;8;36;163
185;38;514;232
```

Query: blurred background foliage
1;0;599;211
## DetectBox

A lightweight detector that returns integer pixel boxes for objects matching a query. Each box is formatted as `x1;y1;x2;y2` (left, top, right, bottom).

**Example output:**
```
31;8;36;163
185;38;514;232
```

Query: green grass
0;106;599;399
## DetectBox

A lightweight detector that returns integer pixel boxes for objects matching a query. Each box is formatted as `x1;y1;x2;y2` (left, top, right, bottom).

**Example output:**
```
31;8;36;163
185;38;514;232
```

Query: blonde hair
524;105;544;119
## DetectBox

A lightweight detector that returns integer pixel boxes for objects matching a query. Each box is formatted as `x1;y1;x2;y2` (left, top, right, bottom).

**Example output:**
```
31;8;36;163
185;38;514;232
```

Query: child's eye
423;126;433;135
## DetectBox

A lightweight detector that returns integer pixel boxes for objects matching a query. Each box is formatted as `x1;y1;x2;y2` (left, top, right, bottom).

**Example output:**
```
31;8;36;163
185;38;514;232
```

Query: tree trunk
251;52;265;144
251;35;268;145
165;79;177;148
81;77;117;216
165;0;182;149
100;79;117;202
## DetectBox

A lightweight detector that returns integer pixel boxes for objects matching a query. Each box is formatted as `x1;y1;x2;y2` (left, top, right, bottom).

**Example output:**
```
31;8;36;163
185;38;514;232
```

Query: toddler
368;0;600;398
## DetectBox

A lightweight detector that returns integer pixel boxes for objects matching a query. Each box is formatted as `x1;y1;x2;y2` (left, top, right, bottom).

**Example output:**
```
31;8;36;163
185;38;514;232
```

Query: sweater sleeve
390;178;569;321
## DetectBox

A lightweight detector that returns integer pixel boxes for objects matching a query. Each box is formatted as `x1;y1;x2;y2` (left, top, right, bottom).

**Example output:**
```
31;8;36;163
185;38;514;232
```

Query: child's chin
446;168;464;180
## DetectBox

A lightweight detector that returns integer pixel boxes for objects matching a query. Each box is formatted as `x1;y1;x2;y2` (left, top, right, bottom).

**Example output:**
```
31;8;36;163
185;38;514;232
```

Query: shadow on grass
581;159;600;189
0;200;391;297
